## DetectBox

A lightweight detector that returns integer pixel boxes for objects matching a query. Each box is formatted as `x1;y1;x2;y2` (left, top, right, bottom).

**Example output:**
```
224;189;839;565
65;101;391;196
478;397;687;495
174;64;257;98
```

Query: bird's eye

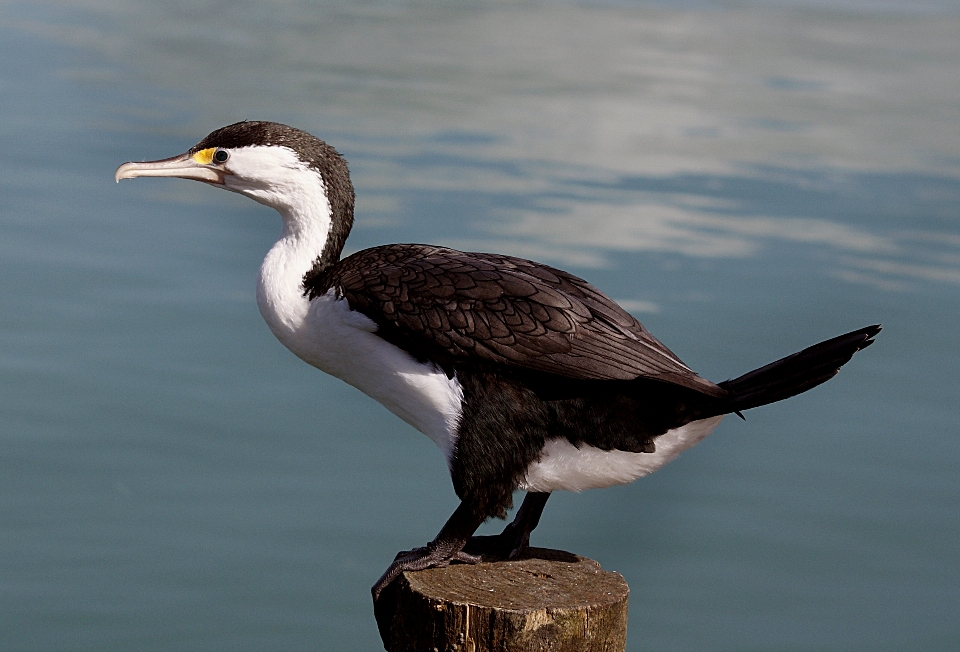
213;149;229;163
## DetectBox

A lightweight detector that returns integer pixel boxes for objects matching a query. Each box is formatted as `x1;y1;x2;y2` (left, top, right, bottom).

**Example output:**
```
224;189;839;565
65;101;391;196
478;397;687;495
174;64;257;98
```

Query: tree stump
373;548;629;652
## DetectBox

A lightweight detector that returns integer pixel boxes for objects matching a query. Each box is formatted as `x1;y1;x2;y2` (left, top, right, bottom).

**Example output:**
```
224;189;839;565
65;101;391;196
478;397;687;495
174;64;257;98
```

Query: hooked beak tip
113;153;224;185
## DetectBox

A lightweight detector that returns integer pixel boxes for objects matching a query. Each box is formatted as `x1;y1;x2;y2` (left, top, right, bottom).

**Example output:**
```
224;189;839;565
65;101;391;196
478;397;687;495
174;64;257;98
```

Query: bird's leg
502;491;550;556
372;500;485;599
466;491;550;560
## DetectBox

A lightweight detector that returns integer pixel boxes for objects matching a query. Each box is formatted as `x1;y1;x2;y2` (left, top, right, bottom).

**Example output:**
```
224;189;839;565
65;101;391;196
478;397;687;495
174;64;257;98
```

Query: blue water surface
1;1;958;650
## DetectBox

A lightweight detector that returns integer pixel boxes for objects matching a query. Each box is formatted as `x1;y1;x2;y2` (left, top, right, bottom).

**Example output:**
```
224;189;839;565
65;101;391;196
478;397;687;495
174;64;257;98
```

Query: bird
115;121;880;598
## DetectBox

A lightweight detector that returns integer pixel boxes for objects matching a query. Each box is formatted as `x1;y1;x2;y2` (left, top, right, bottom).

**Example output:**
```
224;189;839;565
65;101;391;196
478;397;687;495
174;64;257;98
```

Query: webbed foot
372;542;482;599
372;500;485;599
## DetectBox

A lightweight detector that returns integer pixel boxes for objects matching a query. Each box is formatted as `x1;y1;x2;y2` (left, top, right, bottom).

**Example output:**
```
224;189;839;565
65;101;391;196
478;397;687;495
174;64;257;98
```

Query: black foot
466;492;550;561
372;543;481;599
372;500;485;600
465;524;529;560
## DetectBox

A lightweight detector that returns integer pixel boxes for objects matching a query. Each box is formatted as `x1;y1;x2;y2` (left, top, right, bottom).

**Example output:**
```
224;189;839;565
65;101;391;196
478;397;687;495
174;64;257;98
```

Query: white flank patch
293;291;464;463
518;415;724;493
262;281;464;464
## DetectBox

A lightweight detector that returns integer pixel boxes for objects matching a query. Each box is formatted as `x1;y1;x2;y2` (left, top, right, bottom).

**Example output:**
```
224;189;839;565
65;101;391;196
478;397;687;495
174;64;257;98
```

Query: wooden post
373;548;629;652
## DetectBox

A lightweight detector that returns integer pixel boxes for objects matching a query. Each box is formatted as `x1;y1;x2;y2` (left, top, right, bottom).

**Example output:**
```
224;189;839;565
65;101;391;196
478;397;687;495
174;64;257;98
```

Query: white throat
228;146;333;339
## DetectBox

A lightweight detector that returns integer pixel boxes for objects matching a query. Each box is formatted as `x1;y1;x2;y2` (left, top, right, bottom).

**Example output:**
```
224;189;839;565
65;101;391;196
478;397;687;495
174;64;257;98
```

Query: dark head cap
193;121;354;265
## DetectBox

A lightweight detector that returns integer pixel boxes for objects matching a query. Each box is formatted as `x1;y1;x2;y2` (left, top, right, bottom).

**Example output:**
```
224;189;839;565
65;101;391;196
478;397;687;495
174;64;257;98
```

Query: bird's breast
260;282;464;466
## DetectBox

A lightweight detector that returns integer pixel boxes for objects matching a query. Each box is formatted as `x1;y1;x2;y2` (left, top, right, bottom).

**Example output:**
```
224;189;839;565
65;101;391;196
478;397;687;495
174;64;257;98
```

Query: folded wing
304;244;725;397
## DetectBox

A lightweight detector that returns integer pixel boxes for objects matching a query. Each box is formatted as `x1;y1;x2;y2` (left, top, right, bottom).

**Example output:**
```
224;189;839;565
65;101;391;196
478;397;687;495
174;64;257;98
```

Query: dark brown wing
305;244;725;397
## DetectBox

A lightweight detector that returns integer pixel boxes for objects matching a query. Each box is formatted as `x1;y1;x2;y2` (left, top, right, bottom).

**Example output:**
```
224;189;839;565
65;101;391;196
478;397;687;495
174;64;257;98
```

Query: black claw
372;544;482;599
371;494;552;600
371;500;486;600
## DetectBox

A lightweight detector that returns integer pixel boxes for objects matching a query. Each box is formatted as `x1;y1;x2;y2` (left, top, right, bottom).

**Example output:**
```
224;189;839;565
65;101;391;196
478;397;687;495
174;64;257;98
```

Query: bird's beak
115;151;224;185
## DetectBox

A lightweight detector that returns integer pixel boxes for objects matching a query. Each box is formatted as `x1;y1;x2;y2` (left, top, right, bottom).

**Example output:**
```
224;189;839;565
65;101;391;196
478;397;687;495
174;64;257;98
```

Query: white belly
519;415;725;492
263;288;464;464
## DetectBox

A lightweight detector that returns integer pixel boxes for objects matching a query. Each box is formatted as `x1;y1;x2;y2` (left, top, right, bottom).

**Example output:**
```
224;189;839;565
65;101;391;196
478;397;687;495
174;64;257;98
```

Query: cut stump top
373;548;629;652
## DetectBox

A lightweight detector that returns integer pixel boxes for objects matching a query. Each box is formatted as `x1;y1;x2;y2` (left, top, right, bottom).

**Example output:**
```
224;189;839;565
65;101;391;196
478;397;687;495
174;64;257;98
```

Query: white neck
222;146;333;344
256;204;332;342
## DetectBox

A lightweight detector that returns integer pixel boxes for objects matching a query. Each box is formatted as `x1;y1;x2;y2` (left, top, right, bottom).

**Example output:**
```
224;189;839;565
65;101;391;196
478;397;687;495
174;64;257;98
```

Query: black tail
711;325;881;416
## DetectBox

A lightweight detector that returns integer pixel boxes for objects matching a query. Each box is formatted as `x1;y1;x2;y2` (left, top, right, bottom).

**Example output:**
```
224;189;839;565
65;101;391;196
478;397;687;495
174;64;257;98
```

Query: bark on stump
373;548;629;652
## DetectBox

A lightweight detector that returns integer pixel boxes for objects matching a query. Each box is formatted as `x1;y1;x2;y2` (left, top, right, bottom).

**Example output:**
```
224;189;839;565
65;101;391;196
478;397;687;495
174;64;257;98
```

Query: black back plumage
303;244;725;396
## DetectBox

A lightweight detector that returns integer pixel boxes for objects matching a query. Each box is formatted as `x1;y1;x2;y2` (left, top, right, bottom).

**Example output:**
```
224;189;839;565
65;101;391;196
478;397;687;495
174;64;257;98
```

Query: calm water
2;1;959;650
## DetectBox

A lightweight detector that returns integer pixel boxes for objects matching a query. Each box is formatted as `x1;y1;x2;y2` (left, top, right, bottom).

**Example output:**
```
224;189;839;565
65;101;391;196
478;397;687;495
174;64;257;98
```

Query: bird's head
116;121;354;262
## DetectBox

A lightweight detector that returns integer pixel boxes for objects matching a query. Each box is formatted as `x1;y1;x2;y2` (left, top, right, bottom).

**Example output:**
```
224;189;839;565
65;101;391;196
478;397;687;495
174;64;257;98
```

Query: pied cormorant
116;121;880;598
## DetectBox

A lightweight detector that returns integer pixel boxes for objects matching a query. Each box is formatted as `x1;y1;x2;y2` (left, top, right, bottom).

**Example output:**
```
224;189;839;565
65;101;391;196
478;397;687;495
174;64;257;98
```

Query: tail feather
713;325;881;415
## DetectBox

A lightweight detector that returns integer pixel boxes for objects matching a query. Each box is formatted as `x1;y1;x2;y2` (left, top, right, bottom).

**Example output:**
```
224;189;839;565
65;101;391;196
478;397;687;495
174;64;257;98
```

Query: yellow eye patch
192;148;216;165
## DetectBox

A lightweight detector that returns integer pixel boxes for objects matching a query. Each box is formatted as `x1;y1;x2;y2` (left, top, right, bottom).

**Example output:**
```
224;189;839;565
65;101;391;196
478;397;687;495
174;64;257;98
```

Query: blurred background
1;1;958;650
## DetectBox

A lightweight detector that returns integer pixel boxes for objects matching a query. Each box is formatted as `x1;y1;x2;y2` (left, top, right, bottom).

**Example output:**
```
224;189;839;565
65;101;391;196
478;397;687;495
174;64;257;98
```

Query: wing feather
305;244;724;396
